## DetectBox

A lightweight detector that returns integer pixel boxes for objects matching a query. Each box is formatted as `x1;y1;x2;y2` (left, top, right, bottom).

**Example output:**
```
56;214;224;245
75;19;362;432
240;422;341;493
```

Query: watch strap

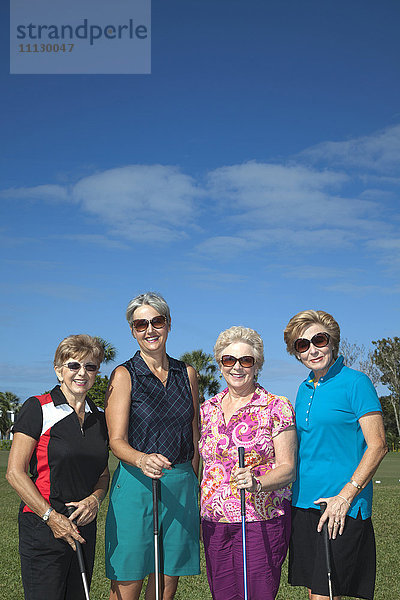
42;507;54;521
350;479;362;490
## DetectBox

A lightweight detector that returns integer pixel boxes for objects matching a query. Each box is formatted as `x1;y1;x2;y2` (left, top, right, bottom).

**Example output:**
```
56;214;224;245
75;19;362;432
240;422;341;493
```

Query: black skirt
288;506;376;600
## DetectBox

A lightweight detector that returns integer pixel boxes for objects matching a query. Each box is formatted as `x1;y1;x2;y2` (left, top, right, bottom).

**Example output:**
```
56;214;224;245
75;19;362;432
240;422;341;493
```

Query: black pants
19;512;96;600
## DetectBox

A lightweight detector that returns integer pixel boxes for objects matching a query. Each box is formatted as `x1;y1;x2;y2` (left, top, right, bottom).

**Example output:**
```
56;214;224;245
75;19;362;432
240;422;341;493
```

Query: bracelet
138;453;145;471
337;494;351;507
350;479;362;490
252;476;262;494
90;493;101;510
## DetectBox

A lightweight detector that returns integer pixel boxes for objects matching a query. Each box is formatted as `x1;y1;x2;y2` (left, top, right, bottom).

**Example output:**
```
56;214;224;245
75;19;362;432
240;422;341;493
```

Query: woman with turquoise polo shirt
284;310;387;600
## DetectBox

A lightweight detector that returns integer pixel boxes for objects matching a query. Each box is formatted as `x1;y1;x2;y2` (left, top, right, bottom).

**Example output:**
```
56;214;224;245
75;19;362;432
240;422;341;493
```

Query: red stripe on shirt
22;393;53;513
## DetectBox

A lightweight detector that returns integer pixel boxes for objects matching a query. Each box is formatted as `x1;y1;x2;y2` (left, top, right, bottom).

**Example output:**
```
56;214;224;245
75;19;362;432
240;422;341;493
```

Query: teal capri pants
105;461;200;581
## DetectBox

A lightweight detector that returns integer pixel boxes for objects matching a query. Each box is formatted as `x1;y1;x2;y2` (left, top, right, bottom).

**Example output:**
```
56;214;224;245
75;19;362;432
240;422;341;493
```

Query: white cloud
0;165;204;243
323;282;400;295
0;184;70;202
206;161;381;232
58;234;130;250
195;227;357;260
1;127;398;258
281;265;362;280
195;235;253;257
366;237;400;273
242;227;355;248
72;165;203;242
368;238;400;251
298;123;400;174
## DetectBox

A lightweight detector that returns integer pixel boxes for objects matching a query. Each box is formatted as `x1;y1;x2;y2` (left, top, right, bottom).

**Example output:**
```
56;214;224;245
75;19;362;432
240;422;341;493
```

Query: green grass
1;451;399;600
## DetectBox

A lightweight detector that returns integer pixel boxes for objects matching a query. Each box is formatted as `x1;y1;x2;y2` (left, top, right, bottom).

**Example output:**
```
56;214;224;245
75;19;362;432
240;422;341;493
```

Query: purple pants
202;502;291;600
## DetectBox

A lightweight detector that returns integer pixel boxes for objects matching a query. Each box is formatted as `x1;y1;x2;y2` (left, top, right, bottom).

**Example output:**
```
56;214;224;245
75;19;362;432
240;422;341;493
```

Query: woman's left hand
65;495;99;526
236;467;258;493
314;495;350;539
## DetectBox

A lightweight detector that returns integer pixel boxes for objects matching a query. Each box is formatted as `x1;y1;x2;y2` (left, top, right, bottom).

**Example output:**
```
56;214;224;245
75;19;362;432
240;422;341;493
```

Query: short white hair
214;326;264;375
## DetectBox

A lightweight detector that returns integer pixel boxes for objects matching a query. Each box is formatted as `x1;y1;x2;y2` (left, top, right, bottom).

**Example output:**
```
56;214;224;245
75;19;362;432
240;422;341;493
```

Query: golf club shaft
66;507;90;600
152;478;160;600
238;447;248;600
319;502;334;600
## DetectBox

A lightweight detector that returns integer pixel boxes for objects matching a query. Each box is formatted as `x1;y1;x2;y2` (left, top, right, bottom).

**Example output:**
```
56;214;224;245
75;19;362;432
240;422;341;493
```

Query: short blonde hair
126;292;171;328
54;334;104;368
214;326;264;375
284;310;340;361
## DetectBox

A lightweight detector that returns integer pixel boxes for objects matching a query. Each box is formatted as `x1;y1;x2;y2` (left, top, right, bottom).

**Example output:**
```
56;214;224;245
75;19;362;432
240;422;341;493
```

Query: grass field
1;452;399;600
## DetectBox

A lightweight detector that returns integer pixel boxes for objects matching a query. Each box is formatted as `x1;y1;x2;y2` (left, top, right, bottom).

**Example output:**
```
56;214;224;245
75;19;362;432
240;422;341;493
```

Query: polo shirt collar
51;385;93;413
306;355;344;385
133;350;179;377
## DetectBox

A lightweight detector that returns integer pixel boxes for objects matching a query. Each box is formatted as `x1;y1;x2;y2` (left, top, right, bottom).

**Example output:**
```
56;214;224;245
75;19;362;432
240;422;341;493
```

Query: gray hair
214;326;264;375
126;292;171;328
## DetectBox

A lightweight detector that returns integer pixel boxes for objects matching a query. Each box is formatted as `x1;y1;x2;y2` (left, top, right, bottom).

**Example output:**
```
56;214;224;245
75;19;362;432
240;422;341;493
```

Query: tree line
339;337;400;449
1;337;399;450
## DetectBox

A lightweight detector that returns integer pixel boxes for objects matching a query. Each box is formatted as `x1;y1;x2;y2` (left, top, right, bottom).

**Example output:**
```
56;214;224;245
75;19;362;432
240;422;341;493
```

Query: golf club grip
152;479;159;534
319;502;332;573
238;446;246;516
66;507;86;575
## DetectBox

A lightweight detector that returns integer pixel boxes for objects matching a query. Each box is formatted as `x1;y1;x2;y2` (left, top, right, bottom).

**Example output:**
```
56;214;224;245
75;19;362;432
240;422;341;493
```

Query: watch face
42;508;52;521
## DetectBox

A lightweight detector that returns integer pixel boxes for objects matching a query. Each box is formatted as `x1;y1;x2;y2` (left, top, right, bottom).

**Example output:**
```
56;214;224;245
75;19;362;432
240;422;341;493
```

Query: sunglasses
294;332;330;354
63;361;98;372
132;315;167;332
221;355;255;368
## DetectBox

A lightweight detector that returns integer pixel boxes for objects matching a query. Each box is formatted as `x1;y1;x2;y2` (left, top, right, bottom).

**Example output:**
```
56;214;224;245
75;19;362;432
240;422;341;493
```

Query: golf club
66;506;90;600
319;502;334;600
238;446;248;600
152;478;161;600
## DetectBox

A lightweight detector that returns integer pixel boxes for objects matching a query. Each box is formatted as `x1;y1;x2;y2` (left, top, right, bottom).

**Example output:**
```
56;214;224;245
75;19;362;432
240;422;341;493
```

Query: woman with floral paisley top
199;326;297;600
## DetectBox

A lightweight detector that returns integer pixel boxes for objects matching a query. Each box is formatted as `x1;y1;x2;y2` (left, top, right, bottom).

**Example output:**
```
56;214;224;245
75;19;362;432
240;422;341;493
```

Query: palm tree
180;349;220;403
0;391;20;438
95;337;117;364
88;338;117;408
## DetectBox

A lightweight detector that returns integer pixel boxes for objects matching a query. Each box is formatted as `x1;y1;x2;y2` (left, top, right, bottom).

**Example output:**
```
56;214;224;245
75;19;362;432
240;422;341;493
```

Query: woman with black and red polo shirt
6;334;110;600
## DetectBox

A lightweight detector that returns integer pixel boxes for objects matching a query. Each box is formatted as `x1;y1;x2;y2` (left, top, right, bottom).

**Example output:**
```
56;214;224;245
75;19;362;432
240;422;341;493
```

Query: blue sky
1;0;399;402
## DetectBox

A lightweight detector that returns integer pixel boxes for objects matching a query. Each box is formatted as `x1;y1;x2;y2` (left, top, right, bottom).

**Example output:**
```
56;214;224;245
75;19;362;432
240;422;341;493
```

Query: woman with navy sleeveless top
105;292;200;600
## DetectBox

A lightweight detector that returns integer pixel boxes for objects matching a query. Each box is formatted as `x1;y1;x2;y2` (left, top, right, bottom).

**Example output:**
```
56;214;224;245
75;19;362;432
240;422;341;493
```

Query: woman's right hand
47;510;86;551
138;452;172;478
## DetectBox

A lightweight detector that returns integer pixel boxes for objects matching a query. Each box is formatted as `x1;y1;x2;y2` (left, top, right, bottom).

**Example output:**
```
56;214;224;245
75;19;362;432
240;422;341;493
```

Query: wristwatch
350;479;362;490
42;507;54;522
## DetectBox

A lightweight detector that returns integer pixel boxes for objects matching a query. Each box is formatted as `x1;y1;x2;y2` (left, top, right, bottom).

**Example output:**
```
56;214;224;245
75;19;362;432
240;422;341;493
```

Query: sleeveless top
122;351;194;465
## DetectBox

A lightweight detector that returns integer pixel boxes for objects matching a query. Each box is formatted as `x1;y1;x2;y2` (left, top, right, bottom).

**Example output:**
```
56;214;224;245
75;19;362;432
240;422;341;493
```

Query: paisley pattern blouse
199;385;295;523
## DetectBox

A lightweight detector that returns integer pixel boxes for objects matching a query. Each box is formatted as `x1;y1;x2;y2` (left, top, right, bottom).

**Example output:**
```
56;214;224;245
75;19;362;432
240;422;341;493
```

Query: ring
334;520;340;524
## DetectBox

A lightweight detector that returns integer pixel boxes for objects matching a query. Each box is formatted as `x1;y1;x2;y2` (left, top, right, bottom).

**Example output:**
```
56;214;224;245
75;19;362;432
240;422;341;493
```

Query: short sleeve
12;397;43;440
270;395;295;437
350;372;382;419
199;399;212;435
